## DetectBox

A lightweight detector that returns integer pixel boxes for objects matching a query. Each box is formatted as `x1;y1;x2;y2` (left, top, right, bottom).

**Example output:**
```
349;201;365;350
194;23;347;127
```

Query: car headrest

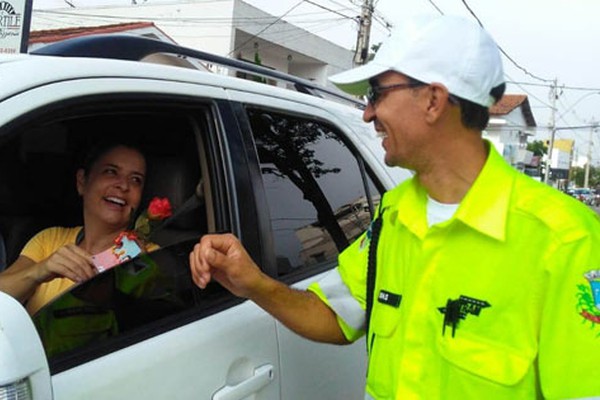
142;155;202;230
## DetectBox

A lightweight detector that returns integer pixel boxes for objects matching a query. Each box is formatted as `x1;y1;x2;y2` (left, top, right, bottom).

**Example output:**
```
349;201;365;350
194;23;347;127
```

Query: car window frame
0;92;254;373
235;102;385;285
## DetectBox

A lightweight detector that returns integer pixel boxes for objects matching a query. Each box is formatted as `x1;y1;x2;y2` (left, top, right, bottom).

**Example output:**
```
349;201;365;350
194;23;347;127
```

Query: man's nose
363;102;376;123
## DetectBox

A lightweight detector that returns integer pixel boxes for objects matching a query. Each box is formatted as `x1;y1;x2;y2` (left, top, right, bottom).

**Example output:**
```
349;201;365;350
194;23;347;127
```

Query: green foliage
526;140;547;156
253;51;266;84
368;42;382;61
571;165;600;187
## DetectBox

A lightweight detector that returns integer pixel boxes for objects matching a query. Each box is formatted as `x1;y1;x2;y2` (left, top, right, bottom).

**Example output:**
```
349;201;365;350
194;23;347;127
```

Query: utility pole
544;78;558;185
354;0;374;65
585;119;596;188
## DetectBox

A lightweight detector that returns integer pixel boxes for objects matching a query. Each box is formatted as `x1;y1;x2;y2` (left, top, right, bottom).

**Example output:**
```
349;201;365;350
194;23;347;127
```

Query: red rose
147;197;173;220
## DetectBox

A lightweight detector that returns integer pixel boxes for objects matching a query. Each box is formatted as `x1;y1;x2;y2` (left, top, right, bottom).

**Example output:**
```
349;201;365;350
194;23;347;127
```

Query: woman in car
0;140;156;315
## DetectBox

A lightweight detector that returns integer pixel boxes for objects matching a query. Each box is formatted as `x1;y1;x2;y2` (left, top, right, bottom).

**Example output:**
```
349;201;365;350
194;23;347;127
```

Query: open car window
31;239;223;363
0;95;236;372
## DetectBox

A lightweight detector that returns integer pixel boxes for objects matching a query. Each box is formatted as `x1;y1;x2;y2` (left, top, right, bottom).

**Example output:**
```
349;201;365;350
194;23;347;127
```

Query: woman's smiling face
77;145;146;230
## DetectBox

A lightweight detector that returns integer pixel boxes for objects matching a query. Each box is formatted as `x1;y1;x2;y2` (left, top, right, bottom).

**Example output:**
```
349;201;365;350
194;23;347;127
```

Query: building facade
31;0;355;87
485;94;537;171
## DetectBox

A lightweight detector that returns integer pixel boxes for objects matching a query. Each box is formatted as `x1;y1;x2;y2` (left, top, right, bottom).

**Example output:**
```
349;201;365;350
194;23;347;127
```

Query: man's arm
189;234;349;344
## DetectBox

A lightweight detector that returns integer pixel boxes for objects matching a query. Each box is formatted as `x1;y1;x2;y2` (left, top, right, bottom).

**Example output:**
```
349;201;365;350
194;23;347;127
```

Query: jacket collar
387;142;515;242
454;144;515;241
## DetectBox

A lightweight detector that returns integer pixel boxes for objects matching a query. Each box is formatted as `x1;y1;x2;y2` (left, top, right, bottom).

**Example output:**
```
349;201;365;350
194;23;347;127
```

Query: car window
32;240;203;359
0;97;234;371
245;107;382;278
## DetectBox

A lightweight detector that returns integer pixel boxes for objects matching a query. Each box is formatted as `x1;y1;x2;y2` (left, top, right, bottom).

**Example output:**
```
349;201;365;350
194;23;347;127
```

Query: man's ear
76;169;85;195
424;83;453;124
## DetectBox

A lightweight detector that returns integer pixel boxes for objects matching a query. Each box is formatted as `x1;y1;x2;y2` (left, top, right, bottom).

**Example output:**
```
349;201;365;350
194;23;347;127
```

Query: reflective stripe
317;268;365;331
364;392;375;400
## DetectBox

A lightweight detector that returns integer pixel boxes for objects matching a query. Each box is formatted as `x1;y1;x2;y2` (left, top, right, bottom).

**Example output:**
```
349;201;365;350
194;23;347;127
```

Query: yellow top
310;145;600;399
21;226;158;315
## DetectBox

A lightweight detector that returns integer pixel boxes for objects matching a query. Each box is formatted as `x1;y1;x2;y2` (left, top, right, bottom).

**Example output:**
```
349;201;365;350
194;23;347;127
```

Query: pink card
91;236;142;273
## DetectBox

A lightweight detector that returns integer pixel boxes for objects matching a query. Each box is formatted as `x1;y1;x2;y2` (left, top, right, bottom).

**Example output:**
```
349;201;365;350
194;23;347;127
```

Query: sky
31;0;600;164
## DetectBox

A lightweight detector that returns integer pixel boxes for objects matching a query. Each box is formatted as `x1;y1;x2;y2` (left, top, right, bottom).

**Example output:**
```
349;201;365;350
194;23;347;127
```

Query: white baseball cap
329;15;505;108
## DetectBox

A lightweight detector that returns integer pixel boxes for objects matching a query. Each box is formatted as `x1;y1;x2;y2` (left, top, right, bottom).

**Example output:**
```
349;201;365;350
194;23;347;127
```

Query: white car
0;35;411;400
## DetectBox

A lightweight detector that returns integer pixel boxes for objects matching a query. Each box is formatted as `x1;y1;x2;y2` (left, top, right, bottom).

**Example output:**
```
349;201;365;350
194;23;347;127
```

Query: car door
223;89;403;399
0;75;282;400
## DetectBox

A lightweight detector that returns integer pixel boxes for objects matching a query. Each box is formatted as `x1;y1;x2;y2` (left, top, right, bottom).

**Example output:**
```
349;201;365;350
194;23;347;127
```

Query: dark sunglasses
366;82;425;105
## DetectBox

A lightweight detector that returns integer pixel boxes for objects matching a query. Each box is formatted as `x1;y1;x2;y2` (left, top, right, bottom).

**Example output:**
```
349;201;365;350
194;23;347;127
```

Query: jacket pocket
437;333;535;387
366;304;401;399
370;301;401;337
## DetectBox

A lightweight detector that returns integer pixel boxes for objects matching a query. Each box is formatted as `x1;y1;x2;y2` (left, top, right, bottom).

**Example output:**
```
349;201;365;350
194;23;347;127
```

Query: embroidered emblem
438;295;491;337
577;270;600;333
359;222;373;251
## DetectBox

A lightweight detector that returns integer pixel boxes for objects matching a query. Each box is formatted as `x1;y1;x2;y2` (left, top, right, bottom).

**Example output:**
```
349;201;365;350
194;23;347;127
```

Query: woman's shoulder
21;226;82;262
29;226;82;245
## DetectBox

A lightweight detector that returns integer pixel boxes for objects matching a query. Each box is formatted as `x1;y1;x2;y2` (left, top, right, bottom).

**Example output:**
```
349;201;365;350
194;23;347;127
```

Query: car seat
141;154;206;247
0;150;82;269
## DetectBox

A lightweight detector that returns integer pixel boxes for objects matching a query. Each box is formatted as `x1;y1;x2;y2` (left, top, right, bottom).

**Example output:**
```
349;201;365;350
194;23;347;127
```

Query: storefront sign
0;0;32;54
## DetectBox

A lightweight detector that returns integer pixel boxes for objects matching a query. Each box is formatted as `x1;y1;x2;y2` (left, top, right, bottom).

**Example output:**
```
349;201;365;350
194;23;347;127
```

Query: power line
303;0;355;20
507;80;600;91
459;0;553;83
35;8;343;23
428;0;552;83
505;73;554;109
319;0;360;14
507;80;553;89
426;0;444;15
228;0;306;56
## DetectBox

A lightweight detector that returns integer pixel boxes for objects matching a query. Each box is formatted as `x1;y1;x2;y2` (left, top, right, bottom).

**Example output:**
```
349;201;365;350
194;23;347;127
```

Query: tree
250;110;348;251
571;165;600;188
527;140;547;156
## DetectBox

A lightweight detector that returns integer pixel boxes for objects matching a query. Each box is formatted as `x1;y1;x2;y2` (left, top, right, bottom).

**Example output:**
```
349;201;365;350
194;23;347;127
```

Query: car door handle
212;364;275;400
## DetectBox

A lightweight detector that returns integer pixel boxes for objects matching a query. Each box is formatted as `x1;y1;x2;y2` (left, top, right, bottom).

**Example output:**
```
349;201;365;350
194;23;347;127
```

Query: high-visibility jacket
310;145;600;399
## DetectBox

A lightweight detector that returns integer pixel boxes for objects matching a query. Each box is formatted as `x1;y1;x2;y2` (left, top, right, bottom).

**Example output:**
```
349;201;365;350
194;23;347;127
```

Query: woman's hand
35;244;96;284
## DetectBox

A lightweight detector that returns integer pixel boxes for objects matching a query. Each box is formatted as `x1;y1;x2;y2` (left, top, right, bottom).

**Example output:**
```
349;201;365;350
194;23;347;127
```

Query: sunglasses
366;82;425;105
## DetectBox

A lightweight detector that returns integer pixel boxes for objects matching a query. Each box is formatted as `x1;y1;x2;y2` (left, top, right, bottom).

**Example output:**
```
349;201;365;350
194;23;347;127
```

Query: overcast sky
32;0;600;163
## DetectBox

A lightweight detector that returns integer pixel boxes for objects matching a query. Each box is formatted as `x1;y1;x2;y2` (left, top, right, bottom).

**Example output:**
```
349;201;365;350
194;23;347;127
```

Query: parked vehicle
0;35;411;400
570;188;596;205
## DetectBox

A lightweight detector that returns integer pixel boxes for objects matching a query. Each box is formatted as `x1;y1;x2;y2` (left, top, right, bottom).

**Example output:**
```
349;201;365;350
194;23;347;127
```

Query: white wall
486;106;535;167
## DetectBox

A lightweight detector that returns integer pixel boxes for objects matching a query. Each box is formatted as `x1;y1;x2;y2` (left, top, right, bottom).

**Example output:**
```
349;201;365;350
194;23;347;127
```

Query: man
190;15;600;399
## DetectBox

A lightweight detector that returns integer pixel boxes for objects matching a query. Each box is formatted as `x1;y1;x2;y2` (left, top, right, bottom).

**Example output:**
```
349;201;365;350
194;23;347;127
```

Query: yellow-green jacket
310;145;600;399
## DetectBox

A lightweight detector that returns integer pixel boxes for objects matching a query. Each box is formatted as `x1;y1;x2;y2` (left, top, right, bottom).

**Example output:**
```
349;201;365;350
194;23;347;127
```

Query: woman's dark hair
406;76;506;131
80;138;146;177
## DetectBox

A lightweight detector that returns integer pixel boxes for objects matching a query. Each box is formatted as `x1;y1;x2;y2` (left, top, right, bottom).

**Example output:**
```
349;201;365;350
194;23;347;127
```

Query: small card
92;236;142;273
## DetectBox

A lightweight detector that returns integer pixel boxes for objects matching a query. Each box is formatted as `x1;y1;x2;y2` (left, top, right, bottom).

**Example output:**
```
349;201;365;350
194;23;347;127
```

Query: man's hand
189;233;348;344
189;233;264;298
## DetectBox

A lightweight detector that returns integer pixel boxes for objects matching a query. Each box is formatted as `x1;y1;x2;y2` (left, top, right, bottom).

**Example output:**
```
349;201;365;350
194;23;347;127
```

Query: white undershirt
426;196;459;227
318;196;461;332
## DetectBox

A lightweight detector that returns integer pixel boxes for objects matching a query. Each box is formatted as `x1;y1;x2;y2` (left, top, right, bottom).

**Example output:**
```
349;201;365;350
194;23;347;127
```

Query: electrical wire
303;0;355;20
505;73;554;109
228;0;306;56
459;0;553;83
35;8;346;23
326;0;360;12
426;0;444;15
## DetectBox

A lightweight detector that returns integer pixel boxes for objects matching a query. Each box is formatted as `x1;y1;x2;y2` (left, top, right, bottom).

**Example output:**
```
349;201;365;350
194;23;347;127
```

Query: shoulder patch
358;223;372;251
577;270;600;335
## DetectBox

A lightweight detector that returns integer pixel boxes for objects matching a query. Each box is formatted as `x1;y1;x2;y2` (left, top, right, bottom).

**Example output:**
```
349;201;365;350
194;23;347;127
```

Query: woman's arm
0;245;96;304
